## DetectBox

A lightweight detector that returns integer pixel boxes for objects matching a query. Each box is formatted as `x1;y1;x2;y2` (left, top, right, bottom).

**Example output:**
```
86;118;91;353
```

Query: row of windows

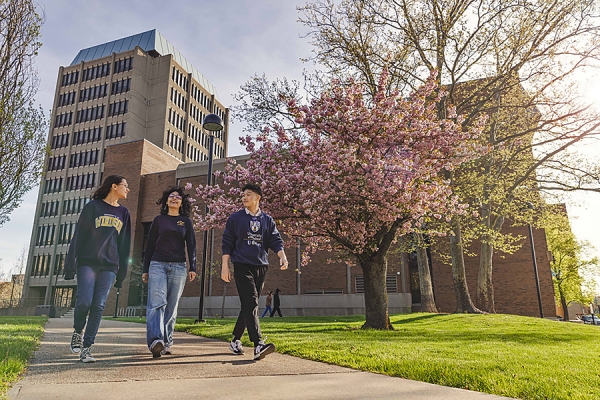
44;177;63;194
61;71;79;87
48;155;66;171
70;149;99;168
58;222;76;245
66;173;96;191
83;62;110;81
114;57;133;74
214;143;225;159
112;78;131;95
189;104;203;125
106;122;126;139
188;123;206;148
170;87;187;111
30;254;52;276
55;112;73;128
108;100;128;117
172;67;189;91
51;133;70;149
36;225;55;246
191;84;210;108
186;143;206;162
167;129;184;153
80;83;108;102
63;197;90;216
58;91;76;107
39;200;60;218
73;127;102;145
168;108;186;132
76;105;105;123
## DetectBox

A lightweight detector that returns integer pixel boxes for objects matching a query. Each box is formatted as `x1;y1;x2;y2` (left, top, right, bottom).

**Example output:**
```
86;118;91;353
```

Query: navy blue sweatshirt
143;214;197;274
64;199;132;287
222;209;284;267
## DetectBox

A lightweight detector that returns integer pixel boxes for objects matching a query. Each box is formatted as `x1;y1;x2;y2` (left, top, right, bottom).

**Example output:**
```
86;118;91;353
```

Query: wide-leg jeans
146;261;187;349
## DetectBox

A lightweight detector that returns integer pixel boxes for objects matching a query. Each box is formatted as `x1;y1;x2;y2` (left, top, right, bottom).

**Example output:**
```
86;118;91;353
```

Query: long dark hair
157;186;191;217
92;175;125;200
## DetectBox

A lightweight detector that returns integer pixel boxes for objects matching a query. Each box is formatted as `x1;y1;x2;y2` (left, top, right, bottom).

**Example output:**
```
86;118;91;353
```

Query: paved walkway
9;317;512;400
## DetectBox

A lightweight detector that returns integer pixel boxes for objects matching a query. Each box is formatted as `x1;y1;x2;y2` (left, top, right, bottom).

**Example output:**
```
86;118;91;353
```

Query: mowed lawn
169;313;600;400
0;316;46;399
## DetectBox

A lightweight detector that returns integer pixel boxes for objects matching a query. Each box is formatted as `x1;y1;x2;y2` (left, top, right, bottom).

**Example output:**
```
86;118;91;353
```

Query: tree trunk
415;235;437;313
558;283;569;321
449;219;482;313
477;242;495;313
361;254;393;330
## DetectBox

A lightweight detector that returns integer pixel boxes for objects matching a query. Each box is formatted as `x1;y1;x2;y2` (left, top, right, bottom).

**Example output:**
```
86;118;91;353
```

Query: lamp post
196;113;223;323
522;202;544;318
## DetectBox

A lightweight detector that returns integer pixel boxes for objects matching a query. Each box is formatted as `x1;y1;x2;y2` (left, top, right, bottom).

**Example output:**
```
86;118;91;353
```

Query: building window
54;111;73;128
82;62;110;81
44;177;63;194
35;225;56;247
111;78;131;95
65;173;96;191
354;275;398;294
51;133;70;149
72;127;102;145
57;91;76;107
113;57;133;74
76;105;105;123
47;155;66;171
108;100;128;117
69;149;99;168
61;71;79;87
79;83;108;102
106;122;126;139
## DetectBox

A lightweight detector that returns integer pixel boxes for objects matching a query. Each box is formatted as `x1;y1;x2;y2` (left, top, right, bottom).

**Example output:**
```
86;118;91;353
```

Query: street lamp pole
196;113;223;323
523;202;544;318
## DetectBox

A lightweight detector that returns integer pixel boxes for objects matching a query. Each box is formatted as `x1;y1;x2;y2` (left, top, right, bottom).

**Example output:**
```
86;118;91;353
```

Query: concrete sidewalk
9;317;512;400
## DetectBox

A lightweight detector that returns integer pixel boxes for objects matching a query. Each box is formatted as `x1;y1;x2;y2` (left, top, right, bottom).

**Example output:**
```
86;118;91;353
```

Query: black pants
270;306;282;317
232;263;268;346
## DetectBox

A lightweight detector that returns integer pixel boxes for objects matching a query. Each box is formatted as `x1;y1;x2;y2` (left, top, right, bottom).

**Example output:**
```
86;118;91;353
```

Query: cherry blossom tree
194;73;485;329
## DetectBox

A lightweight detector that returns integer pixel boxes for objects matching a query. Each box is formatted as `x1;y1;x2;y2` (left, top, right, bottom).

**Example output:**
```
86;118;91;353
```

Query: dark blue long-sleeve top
142;214;197;274
64;199;132;287
222;209;284;267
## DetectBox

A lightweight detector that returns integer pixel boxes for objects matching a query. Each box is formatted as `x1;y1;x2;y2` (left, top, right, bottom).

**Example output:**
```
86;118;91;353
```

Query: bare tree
0;0;47;227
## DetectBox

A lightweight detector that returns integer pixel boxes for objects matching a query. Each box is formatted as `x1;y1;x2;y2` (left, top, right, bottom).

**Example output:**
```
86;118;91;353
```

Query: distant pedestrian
142;187;197;358
64;175;132;363
261;291;273;318
221;183;289;360
270;288;283;317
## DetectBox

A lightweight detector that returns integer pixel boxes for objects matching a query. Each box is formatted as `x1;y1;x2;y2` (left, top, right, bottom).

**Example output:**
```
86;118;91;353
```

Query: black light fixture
196;113;223;323
521;202;544;319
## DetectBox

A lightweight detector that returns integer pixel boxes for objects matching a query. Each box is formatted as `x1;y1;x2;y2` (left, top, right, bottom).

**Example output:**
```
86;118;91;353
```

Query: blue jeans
73;266;116;348
261;306;272;318
146;261;187;349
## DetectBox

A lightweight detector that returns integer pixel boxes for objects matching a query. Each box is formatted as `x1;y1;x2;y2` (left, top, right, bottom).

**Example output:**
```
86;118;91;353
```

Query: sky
0;0;599;293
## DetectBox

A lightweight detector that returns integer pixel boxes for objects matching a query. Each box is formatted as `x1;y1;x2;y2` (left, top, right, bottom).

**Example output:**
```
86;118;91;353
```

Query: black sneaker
70;331;83;354
80;346;96;363
150;340;164;358
229;339;244;355
253;342;275;360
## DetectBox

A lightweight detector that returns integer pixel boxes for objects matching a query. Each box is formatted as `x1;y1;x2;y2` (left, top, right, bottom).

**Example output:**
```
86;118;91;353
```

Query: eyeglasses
118;183;129;189
168;193;183;200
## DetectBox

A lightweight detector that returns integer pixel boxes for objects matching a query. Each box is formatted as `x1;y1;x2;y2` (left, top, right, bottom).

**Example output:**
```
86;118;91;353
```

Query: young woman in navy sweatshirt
221;183;288;360
142;187;196;358
64;175;132;363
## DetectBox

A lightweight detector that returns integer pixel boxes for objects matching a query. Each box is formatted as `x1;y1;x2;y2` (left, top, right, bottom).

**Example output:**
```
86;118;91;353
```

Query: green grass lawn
164;313;599;400
0;316;46;399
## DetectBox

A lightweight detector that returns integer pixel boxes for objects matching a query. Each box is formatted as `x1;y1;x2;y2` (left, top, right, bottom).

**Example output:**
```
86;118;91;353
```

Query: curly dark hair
157;186;192;216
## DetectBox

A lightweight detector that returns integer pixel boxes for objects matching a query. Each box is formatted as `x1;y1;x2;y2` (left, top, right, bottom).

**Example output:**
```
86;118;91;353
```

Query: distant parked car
581;315;600;324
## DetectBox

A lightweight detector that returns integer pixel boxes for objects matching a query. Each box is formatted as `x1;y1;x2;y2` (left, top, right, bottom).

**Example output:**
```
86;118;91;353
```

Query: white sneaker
229;339;244;355
79;346;96;363
161;345;172;355
253;342;275;360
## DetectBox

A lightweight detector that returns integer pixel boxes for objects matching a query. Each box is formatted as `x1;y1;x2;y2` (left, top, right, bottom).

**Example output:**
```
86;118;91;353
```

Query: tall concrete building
21;29;229;307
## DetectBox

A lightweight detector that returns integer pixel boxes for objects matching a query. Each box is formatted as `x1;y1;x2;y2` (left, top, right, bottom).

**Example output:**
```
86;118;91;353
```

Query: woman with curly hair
142;186;197;358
